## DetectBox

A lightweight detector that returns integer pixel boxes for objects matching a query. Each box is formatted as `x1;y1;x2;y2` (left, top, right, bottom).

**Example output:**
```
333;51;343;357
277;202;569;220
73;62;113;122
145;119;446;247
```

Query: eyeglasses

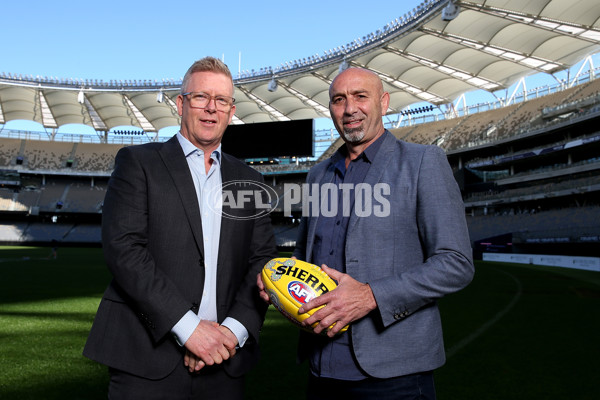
181;91;235;112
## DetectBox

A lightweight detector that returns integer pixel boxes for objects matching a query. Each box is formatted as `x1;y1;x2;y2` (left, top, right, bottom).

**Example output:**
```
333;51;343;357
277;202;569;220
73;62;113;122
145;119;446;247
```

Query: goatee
342;127;365;143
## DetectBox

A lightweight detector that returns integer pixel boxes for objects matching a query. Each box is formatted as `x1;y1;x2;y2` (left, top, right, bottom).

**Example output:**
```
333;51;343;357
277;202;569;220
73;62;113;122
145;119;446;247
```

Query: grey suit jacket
294;130;474;378
83;135;277;379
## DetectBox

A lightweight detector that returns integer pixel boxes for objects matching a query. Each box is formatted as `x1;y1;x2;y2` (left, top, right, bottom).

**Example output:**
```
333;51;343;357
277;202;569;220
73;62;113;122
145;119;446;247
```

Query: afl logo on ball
288;281;316;304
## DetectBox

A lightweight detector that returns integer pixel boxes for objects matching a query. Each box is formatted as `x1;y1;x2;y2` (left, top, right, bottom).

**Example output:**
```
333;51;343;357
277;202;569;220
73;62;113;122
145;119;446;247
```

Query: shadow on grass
1;249;598;400
0;310;97;323
0;247;110;304
0;365;109;400
246;307;308;400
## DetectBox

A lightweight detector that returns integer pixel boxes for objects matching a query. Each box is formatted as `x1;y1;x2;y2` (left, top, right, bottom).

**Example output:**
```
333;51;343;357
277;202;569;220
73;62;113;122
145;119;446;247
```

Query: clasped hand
184;320;238;373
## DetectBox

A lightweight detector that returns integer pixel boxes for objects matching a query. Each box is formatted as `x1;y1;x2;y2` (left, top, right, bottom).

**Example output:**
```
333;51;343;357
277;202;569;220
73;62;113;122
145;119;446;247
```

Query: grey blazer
294;131;474;378
83;135;277;379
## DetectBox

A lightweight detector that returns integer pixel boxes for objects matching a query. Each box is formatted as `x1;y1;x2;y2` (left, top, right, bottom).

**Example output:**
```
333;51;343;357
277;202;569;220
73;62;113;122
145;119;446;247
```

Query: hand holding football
261;257;348;334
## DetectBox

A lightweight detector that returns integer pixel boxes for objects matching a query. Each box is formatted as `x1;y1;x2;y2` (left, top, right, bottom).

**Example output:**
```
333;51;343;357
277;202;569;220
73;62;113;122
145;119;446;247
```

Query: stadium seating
1;74;599;257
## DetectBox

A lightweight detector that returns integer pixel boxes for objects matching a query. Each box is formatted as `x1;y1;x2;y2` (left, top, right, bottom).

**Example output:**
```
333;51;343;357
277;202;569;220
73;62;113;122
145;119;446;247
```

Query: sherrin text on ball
261;257;348;334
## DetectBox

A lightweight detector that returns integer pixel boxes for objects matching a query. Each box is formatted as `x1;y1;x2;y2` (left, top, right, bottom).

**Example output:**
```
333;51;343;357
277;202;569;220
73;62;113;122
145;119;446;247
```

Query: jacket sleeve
368;145;474;327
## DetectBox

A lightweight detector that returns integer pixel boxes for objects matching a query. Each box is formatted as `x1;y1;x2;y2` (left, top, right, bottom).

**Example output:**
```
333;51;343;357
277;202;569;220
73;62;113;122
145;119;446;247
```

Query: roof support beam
349;59;449;106
162;94;182;121
235;87;290;121
81;96;107;131
37;91;58;129
420;26;565;74
383;44;502;91
569;55;596;87
275;81;331;118
310;72;334;86
123;95;155;132
459;1;600;44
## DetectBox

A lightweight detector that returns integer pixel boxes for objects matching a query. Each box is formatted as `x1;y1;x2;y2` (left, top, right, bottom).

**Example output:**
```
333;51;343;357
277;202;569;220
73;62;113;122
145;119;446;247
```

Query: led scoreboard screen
221;119;314;159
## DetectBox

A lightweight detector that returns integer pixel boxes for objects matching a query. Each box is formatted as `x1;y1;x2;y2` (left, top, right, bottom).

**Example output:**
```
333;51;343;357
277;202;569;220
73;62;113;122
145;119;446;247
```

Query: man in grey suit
84;57;277;400
259;67;473;399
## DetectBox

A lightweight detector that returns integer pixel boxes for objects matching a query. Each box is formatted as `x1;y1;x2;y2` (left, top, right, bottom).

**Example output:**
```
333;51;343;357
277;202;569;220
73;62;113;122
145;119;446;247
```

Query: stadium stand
0;222;27;243
2;74;600;257
2;0;600;261
72;142;120;172
19;140;73;170
0;138;23;167
401;116;461;146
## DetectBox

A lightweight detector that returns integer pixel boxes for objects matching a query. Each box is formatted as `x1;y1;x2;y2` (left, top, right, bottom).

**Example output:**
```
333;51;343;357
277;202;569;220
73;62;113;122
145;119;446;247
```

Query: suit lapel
215;154;242;318
158;136;204;256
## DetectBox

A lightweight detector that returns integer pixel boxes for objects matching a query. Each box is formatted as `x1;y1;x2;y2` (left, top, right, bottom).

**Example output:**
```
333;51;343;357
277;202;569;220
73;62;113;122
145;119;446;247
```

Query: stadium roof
1;0;600;133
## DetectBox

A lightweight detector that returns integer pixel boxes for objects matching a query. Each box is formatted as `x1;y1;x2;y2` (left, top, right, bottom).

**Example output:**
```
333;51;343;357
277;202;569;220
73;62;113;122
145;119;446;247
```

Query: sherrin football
261;257;348;334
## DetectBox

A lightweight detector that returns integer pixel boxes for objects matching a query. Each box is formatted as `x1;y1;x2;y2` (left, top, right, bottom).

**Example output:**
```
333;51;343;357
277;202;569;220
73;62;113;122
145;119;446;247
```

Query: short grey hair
181;57;233;93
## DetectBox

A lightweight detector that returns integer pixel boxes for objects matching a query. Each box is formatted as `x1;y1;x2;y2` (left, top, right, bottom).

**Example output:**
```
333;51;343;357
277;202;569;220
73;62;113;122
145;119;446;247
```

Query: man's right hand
257;256;297;303
184;320;236;371
256;272;271;304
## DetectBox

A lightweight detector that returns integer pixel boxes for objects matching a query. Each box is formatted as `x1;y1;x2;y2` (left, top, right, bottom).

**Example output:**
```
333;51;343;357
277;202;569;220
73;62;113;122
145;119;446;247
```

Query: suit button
394;313;400;320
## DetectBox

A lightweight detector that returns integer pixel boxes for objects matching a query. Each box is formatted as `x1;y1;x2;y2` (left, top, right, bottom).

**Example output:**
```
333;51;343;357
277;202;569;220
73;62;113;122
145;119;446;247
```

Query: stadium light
339;59;349;73
442;0;460;21
268;77;278;92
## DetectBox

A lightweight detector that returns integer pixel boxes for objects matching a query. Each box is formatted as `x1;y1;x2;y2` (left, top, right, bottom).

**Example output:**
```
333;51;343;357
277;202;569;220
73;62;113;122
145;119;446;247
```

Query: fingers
184;320;236;368
257;272;265;290
257;272;271;303
218;325;238;357
298;269;376;336
184;350;206;373
302;301;347;336
320;264;342;281
298;292;329;314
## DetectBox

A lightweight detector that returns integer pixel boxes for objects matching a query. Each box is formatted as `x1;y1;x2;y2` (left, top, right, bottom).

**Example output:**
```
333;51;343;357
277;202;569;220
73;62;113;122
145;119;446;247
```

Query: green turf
0;248;598;399
0;247;109;400
436;262;599;400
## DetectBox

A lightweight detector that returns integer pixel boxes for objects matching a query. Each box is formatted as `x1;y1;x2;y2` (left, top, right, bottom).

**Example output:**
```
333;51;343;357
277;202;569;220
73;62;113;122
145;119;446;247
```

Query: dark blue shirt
308;133;385;380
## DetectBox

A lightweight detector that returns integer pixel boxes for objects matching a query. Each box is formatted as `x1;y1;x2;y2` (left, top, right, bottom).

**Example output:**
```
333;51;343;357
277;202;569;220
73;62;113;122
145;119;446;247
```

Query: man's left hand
184;325;238;373
298;265;377;337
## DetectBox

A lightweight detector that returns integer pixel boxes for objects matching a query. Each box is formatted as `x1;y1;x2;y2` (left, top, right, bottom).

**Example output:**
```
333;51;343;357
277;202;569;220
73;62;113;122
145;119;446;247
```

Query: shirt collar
176;131;222;162
331;129;388;167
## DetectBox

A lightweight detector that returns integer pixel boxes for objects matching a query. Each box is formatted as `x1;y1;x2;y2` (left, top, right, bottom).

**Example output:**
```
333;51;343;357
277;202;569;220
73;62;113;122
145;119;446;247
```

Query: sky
2;0;425;82
2;0;599;135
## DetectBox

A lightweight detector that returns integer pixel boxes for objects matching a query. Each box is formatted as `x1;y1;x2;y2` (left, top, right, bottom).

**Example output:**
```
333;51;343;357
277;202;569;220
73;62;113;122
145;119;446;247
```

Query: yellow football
261;257;348;334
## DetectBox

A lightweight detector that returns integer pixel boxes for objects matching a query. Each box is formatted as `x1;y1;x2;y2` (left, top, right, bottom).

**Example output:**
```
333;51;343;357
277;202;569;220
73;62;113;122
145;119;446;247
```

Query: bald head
329;68;384;99
328;67;390;152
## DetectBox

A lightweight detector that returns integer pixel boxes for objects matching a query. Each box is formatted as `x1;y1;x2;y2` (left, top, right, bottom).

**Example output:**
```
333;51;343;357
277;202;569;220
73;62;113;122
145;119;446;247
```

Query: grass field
0;246;598;399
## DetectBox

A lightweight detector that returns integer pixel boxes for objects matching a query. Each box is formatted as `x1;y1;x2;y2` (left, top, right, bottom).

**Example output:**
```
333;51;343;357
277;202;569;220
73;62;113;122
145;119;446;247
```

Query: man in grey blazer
84;57;277;400
260;67;473;399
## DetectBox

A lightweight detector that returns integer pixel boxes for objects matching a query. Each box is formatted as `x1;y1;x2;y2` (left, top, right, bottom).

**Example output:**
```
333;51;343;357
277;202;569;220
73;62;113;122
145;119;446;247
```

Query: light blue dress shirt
171;132;249;348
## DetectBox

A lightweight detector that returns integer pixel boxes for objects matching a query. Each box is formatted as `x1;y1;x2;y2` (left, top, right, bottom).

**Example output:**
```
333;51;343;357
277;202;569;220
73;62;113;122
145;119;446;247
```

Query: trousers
307;371;436;400
108;362;244;400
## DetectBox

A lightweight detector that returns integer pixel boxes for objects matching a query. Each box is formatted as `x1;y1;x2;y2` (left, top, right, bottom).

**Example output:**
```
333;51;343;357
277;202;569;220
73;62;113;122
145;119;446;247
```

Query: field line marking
446;266;522;358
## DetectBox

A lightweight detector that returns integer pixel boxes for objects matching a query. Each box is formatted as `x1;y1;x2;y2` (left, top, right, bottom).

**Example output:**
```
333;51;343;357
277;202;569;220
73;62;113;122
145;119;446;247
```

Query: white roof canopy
1;0;599;131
